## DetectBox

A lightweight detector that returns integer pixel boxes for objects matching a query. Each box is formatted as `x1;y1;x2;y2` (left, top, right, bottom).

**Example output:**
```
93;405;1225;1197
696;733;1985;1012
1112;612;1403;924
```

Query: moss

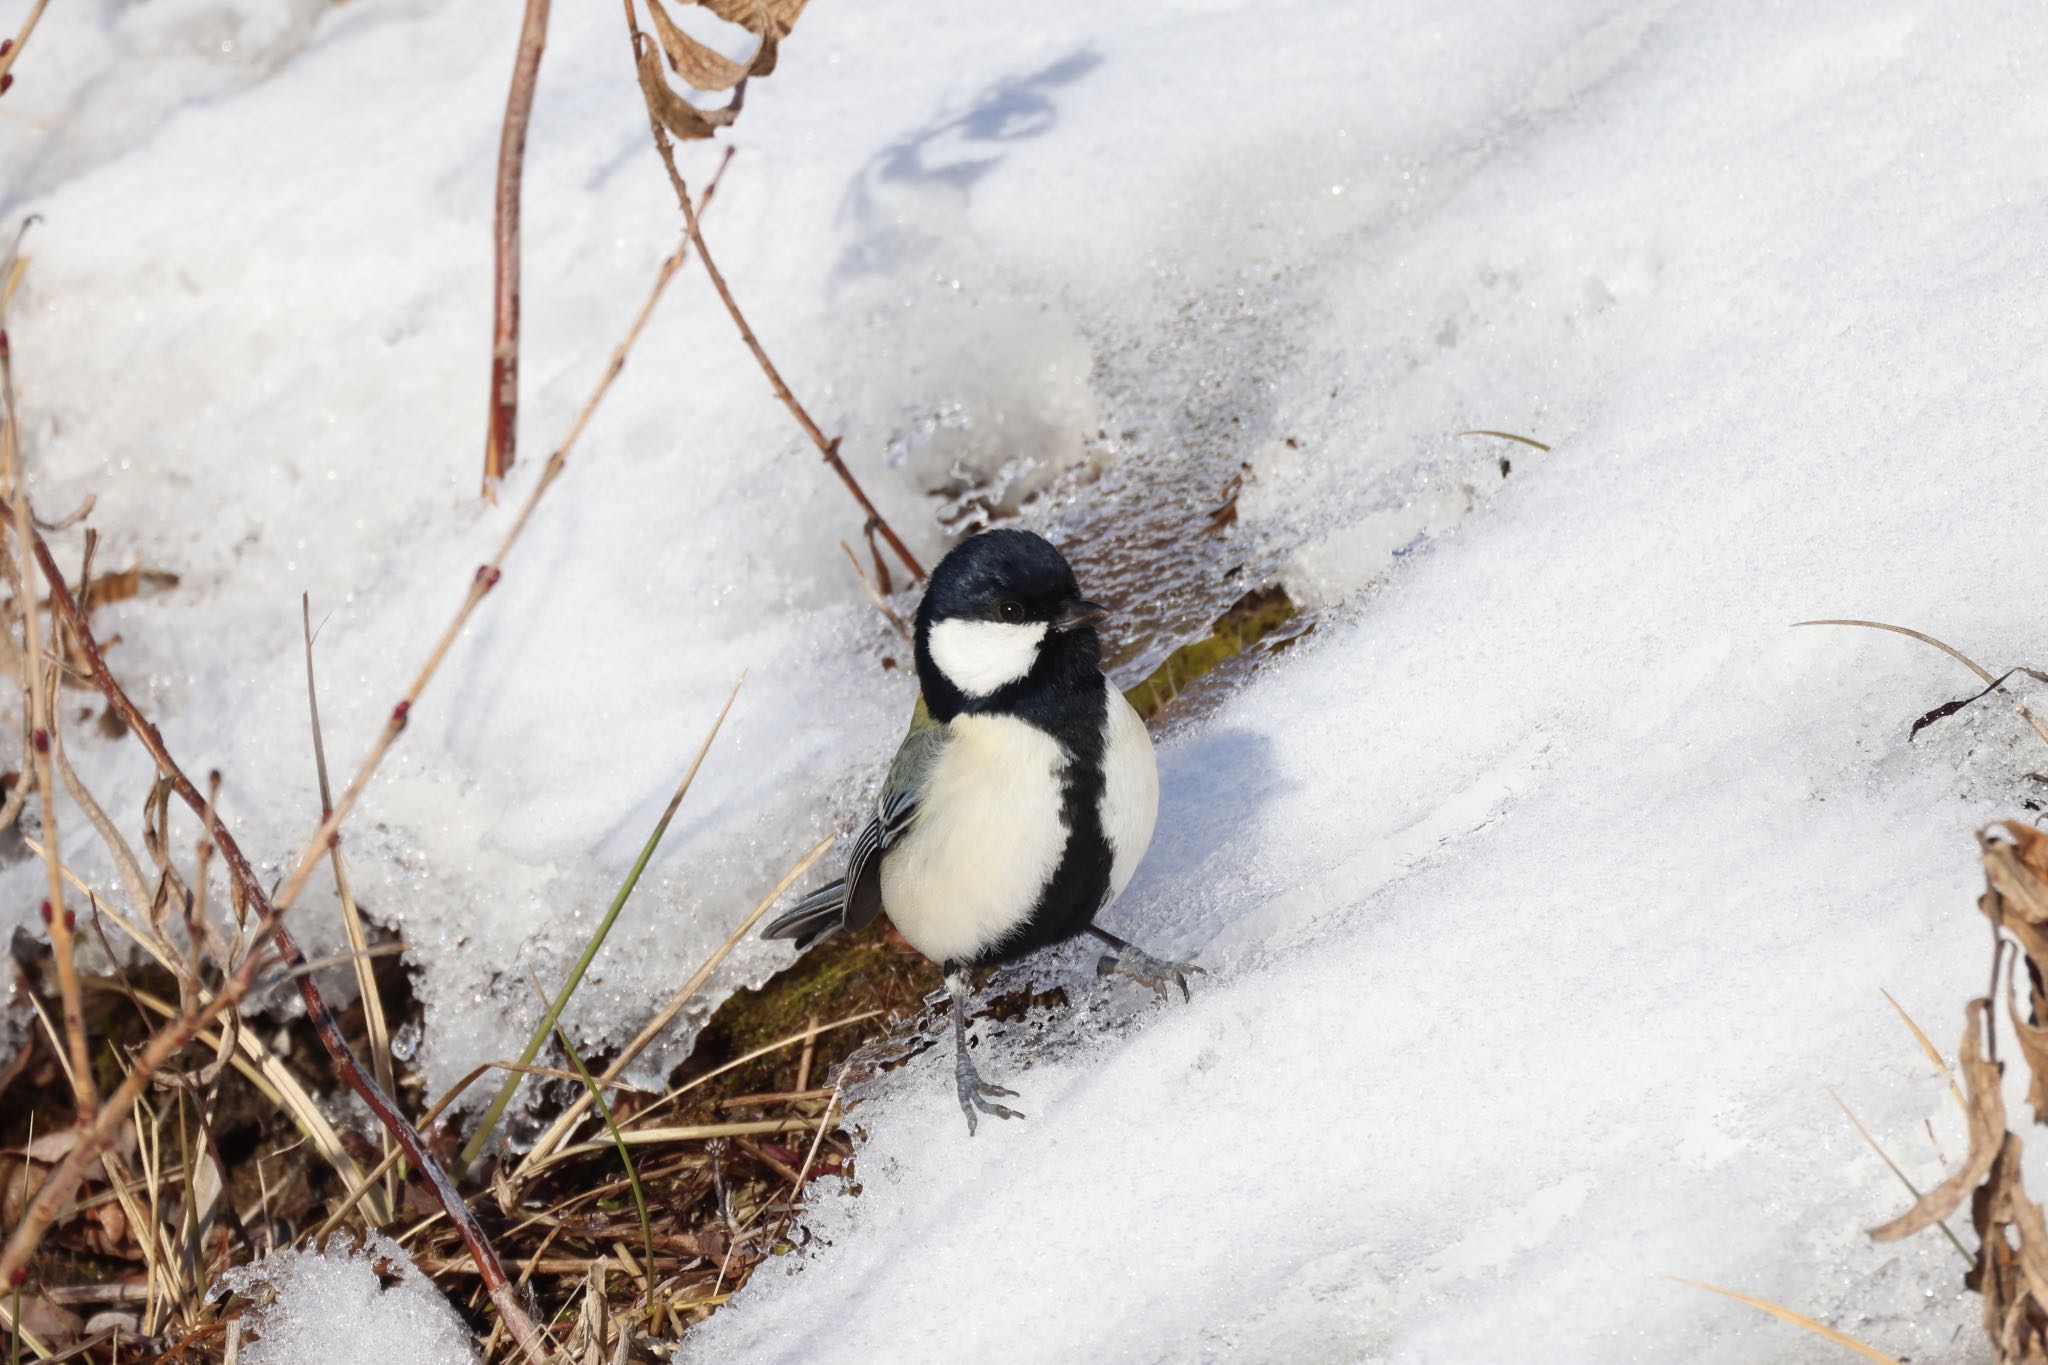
1124;584;1303;723
679;931;942;1103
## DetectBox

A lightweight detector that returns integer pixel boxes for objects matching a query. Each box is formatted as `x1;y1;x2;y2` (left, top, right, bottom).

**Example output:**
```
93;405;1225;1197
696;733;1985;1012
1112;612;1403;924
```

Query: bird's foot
1096;943;1207;1002
954;1047;1024;1136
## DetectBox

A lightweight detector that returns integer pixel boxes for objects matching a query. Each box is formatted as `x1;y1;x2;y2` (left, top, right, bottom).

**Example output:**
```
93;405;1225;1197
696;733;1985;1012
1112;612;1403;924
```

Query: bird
762;528;1202;1132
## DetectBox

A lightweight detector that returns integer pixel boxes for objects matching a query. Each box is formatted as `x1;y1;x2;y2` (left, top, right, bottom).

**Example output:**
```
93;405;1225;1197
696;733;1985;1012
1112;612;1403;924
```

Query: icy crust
224;1232;478;1365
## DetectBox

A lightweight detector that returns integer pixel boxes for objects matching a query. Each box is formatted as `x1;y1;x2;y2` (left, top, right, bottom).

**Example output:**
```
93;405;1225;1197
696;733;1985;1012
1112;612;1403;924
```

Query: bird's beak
1054;598;1109;632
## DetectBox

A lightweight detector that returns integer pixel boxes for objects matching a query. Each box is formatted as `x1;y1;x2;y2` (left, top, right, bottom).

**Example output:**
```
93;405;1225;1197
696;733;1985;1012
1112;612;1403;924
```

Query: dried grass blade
303;596;398;1197
1871;1002;2002;1243
105;982;379;1215
0;1289;51;1363
1827;1088;1971;1263
1792;619;2048;752
1879;986;1968;1119
1458;429;1551;451
532;1117;815;1171
627;1008;877;1131
1666;1277;1900;1363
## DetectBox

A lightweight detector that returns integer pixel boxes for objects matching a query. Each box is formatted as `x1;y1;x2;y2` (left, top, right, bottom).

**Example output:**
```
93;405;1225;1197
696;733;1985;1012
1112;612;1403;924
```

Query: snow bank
4;0;2045;1357
225;1233;477;1365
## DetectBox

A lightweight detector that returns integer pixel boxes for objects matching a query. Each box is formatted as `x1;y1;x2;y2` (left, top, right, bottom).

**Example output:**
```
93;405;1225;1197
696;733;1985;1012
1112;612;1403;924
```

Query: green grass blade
553;1022;655;1294
457;675;742;1175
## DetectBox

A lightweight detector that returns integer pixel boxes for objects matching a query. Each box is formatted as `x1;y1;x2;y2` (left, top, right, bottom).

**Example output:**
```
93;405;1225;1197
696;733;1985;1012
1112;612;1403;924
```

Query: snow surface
224;1232;479;1364
7;0;2048;1359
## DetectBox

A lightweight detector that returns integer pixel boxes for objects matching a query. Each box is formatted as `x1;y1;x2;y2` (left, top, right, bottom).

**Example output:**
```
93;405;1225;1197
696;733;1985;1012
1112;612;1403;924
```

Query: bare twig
621;6;927;584
482;0;555;492
0;0;51;92
839;540;912;644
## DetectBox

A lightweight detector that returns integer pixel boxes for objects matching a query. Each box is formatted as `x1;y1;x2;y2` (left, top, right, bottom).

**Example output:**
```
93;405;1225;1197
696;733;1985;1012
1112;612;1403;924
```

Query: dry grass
0;3;1321;1358
1676;620;2048;1362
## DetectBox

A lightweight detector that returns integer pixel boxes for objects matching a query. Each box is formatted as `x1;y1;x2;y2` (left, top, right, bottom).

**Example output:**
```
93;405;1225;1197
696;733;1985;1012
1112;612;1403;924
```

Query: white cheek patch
928;618;1048;696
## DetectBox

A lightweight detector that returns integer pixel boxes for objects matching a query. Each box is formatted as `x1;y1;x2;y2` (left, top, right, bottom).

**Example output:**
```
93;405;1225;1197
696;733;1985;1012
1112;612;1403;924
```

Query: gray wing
761;697;948;951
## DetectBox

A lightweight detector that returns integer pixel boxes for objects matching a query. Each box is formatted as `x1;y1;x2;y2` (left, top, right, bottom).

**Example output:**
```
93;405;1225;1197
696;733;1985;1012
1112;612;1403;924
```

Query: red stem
483;0;555;492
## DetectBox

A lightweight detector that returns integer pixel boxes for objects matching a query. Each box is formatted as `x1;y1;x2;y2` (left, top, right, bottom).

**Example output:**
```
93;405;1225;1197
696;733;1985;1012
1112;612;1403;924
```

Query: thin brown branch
0;0;52;92
839;539;912;644
482;0;555;492
620;8;927;584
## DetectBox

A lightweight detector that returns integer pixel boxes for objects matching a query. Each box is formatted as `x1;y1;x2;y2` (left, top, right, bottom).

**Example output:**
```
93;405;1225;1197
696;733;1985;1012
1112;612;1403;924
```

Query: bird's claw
1097;946;1207;1003
954;1054;1024;1135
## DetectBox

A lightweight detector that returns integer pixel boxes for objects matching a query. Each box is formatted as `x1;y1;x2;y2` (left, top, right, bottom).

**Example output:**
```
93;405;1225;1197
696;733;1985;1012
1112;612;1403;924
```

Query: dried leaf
1871;1001;2003;1242
2007;822;2048;887
23;1127;79;1163
645;0;774;91
86;1197;129;1255
701;0;807;40
2009;981;2048;1126
634;39;740;141
1913;670;2023;741
15;1294;82;1347
81;566;179;613
1962;1133;2048;1360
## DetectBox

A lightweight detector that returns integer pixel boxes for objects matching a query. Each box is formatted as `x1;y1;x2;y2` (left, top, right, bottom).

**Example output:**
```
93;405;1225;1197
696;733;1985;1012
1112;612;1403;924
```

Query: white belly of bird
1099;682;1159;901
880;713;1070;965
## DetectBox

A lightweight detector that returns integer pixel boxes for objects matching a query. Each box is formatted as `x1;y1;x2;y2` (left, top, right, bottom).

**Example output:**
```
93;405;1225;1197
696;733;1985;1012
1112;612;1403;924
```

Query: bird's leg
948;967;1023;1135
1089;927;1206;1003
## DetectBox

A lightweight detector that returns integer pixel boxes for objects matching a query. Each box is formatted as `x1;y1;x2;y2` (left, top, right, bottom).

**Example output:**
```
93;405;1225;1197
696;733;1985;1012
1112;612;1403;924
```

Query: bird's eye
998;601;1025;624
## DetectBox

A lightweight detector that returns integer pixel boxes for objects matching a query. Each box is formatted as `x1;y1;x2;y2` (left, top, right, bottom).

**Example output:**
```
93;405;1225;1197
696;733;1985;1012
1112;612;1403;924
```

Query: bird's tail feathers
761;879;849;952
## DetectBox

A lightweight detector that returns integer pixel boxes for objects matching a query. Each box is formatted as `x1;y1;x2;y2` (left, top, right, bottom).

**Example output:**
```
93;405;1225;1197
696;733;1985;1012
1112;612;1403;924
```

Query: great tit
763;528;1201;1132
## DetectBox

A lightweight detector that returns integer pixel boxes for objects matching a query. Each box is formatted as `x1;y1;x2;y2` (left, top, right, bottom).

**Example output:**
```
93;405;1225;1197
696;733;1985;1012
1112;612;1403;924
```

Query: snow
5;0;2047;1359
224;1232;478;1365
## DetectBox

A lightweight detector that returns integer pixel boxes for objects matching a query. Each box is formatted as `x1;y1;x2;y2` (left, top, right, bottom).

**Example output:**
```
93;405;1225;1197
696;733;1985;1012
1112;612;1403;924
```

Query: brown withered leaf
645;0;776;91
2009;976;2048;1127
2008;822;2048;887
1985;835;2048;1028
82;566;179;613
1969;1134;2048;1358
14;1295;82;1348
1871;1000;2004;1243
702;0;808;40
634;39;741;141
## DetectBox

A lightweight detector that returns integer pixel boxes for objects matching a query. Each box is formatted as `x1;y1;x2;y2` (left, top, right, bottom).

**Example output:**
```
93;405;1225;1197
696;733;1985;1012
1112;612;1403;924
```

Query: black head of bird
913;528;1108;721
